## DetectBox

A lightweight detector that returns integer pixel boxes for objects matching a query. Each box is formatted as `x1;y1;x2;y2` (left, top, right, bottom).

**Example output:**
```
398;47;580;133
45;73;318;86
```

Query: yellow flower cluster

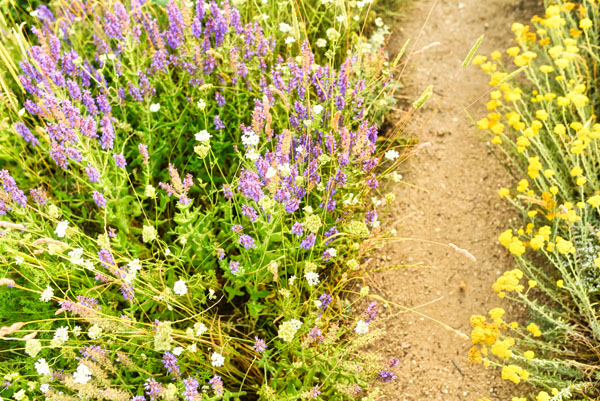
501;364;530;384
499;230;526;257
470;314;500;345
527;322;542;337
492;268;524;298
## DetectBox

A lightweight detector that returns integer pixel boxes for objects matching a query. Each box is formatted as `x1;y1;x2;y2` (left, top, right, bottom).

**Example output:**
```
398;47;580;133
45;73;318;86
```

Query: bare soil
368;0;540;399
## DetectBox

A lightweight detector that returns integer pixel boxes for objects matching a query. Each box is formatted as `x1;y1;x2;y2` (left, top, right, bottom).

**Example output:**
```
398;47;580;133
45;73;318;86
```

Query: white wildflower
172;346;184;356
316;38;327;48
197;99;206;110
355;320;369;335
211;351;225;367
15;256;23;265
149;103;161;112
279;22;292;33
277;319;303;343
187;343;197;353
54;220;68;238
88;324;102;339
312;105;324;115
194;322;208;336
142;225;157;243
390;172;403;182
25;339;42;357
288;275;296;286
13;389;26;400
144;184;156;198
325;248;337;258
35;358;51;376
195;130;212;143
68;248;84;265
326;28;340;41
285;36;296;45
305;272;320;286
73;363;92;384
173;279;187;296
73;326;82;337
245;149;260;161
265;167;277;179
53;326;69;343
127;259;142;280
40;286;54;302
208;288;216;300
40;383;50;393
241;130;259;147
385;149;400;161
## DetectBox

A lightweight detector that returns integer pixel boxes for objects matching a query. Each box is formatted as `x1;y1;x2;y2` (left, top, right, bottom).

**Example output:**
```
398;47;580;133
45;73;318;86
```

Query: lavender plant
0;0;406;399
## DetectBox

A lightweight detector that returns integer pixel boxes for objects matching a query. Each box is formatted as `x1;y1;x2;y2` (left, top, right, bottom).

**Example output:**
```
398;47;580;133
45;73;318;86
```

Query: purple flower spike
92;191;106;208
113;153;127;169
291;222;304;236
144;378;163;401
239;234;256;249
378;370;396;382
14;122;39;146
162;352;181;378
85;163;101;183
300;233;316;250
229;260;241;275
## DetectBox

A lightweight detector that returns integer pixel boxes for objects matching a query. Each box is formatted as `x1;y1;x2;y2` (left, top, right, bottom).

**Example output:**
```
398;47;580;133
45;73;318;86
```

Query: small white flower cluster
385;149;400;161
125;259;142;283
73;363;92;384
355;320;369;335
88;324;102;339
194;322;208;336
356;0;373;8
211;351;225;367
242;129;261;161
173;279;188;296
54;220;69;238
195;129;212;143
34;358;51;376
304;271;320;287
277;318;303;343
68;248;95;270
149;103;161;112
40;286;54;302
52;326;69;346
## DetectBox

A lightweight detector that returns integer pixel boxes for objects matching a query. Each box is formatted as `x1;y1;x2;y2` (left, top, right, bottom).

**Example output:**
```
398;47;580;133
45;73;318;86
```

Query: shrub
472;0;600;399
0;0;406;399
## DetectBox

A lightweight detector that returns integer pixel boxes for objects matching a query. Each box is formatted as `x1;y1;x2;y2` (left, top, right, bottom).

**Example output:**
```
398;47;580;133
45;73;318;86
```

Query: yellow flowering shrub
471;0;600;398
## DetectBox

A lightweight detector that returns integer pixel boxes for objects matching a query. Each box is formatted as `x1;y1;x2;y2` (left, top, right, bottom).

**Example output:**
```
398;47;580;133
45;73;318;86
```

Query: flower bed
0;0;406;399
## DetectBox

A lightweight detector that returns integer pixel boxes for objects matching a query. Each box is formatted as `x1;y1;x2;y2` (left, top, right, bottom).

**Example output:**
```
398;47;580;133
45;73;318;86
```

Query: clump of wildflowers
472;1;600;398
0;0;404;398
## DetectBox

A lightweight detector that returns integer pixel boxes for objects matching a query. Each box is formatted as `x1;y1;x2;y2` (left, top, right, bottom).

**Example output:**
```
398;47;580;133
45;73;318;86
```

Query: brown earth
367;0;540;399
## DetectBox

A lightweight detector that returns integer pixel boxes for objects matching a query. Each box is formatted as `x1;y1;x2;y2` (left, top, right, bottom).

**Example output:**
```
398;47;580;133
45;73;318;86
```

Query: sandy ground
367;0;540;399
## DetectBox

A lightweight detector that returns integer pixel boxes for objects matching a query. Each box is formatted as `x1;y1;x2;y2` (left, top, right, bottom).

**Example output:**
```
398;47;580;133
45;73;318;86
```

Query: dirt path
369;0;538;399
